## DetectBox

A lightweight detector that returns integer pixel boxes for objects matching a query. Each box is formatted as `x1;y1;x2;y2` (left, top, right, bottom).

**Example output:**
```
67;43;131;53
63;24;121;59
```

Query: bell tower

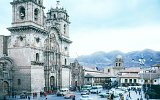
11;0;45;28
7;0;47;94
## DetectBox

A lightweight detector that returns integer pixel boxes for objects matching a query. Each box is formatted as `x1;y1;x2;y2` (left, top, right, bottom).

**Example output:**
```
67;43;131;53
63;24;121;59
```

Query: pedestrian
44;92;47;97
146;94;149;100
126;95;129;100
139;90;141;95
28;96;30;100
129;91;131;99
72;95;75;100
135;89;137;94
110;93;114;100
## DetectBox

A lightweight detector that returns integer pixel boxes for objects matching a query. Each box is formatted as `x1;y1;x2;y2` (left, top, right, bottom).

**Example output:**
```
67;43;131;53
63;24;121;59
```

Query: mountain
71;49;160;69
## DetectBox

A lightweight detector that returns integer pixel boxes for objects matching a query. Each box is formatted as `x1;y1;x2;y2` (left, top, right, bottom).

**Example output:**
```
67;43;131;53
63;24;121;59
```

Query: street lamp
132;56;152;100
132;57;145;100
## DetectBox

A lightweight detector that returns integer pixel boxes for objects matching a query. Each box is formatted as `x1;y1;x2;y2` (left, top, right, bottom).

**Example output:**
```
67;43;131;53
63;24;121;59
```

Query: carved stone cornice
7;25;48;35
10;0;45;9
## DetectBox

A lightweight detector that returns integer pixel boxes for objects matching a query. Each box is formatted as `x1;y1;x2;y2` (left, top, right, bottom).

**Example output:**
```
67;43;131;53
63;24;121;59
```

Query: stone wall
0;36;3;57
31;65;45;93
62;67;71;88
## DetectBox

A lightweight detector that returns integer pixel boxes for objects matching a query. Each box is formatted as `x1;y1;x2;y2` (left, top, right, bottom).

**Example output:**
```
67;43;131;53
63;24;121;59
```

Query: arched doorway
50;76;55;90
1;81;9;95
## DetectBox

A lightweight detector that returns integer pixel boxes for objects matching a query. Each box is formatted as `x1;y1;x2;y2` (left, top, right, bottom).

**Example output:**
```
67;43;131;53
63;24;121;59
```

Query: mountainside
72;49;160;69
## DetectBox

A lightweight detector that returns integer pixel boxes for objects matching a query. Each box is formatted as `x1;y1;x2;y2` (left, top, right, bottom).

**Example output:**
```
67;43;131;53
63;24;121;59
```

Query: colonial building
0;0;72;97
140;64;160;85
70;59;84;89
119;68;141;86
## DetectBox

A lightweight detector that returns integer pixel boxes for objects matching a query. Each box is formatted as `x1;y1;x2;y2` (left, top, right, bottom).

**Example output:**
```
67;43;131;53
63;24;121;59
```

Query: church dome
115;55;123;62
116;55;123;59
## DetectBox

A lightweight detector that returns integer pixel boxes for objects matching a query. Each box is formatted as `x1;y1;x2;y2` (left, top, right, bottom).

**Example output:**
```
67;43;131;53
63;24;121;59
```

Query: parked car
90;85;103;93
64;92;75;99
69;86;76;91
20;93;26;99
81;90;90;95
80;95;92;100
82;85;92;91
57;88;69;96
98;91;110;98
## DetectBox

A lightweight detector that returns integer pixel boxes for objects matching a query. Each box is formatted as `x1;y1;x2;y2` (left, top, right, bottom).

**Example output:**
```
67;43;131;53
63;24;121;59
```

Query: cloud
0;26;10;36
70;25;160;57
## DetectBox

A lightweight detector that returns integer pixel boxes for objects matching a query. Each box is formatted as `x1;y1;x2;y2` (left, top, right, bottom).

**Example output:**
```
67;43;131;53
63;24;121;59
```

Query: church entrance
1;81;9;95
50;76;55;90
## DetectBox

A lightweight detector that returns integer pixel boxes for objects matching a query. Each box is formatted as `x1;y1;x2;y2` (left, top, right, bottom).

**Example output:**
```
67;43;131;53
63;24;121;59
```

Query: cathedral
0;0;72;96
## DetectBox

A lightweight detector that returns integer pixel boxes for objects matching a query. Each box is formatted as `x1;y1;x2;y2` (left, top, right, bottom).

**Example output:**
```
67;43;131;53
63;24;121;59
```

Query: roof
83;67;98;72
140;70;160;80
85;73;112;78
119;73;140;78
120;67;141;73
152;64;160;67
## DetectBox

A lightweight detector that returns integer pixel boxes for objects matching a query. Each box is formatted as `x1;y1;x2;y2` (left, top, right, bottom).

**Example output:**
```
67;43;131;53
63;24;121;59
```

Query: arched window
64;24;66;34
18;79;21;85
36;53;39;61
38;0;41;4
119;63;121;66
34;8;39;21
65;59;67;65
19;6;25;19
54;14;56;19
19;36;23;41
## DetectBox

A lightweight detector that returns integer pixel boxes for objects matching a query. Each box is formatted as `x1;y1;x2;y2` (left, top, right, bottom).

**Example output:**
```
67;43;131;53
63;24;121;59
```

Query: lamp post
132;57;145;100
139;57;145;100
132;56;152;100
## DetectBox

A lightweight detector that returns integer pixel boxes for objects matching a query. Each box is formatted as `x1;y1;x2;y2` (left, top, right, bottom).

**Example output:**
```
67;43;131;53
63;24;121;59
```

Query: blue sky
1;0;160;58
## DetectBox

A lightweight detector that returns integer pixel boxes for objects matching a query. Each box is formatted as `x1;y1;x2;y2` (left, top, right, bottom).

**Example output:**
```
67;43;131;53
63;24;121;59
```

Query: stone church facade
0;0;71;96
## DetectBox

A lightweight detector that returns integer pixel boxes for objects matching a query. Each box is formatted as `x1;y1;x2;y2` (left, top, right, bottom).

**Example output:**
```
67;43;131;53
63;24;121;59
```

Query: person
146;94;149;100
126;95;129;100
28;96;30;100
110;93;114;100
72;95;75;100
129;91;131;99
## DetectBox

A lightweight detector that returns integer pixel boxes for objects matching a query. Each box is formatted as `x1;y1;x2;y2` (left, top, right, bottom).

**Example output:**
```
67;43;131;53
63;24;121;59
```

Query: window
36;37;40;43
19;6;25;19
154;80;157;82
64;24;66;34
87;78;89;81
20;36;23;41
54;14;56;19
125;79;127;83
18;79;21;85
134;79;136;83
64;47;68;51
116;63;118;66
3;72;8;78
36;53;39;61
34;8;39;20
129;79;132;83
119;63;121;66
108;69;110;73
145;80;148;83
38;0;41;4
65;59;67;65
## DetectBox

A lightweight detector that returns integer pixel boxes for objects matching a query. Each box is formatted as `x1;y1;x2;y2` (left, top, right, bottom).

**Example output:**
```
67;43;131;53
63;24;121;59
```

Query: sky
1;0;160;58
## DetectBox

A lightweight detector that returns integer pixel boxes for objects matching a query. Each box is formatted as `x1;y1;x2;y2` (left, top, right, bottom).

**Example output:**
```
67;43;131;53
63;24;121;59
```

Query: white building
0;0;72;97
